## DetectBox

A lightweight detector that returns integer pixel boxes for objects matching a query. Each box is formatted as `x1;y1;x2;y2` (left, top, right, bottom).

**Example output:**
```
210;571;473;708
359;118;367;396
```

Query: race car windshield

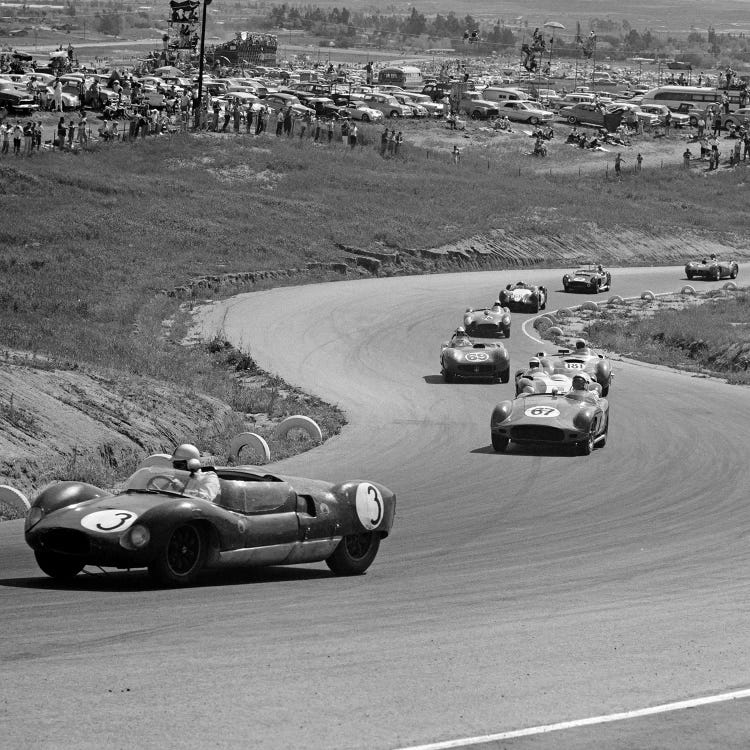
120;466;191;495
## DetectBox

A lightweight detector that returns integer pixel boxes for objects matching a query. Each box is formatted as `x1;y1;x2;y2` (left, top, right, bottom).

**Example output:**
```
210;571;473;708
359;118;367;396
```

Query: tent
154;65;183;76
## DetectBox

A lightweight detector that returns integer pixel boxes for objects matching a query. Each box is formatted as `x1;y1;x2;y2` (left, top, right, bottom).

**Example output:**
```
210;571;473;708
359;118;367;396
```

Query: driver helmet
529;358;541;369
571;374;589;391
455;326;466;336
491;303;502;311
171;443;200;470
575;339;587;350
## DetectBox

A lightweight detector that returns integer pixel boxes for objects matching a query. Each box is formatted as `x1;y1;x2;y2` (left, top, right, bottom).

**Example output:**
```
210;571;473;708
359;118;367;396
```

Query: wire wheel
149;523;207;586
326;532;380;575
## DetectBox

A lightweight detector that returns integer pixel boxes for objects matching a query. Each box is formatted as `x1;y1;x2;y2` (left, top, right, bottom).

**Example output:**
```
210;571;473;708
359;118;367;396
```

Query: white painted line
393;687;750;750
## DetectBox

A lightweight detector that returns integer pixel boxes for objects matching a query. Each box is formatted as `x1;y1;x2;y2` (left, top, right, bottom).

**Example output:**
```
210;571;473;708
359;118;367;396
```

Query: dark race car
463;303;512;338
685;255;739;281
24;463;396;586
537;341;612;396
562;264;612;293
441;338;510;383
498;281;548;313
490;385;610;455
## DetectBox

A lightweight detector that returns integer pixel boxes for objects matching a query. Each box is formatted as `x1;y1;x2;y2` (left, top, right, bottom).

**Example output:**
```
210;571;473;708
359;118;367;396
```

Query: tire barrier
555;307;573;317
274;415;323;443
640;290;655;301
723;281;738;291
140;453;173;468
0;485;30;513
533;314;556;330
608;295;624;305
230;432;271;463
581;301;599;312
680;285;696;295
545;326;563;338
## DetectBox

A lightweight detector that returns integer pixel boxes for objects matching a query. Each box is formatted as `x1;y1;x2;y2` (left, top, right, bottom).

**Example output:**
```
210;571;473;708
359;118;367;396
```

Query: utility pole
194;0;211;129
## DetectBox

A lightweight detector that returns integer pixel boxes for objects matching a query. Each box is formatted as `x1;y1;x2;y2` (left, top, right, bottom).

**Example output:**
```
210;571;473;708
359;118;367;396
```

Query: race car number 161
524;406;560;418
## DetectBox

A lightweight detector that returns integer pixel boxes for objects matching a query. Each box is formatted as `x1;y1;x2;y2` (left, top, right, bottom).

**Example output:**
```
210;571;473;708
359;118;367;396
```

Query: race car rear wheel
149;523;207;586
711;267;721;281
34;549;85;580
326;532;380;575
492;434;509;452
499;368;510;384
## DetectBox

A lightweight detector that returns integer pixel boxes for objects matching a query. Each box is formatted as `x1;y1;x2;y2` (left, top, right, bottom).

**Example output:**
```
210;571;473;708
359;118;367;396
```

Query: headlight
25;506;43;532
120;524;150;550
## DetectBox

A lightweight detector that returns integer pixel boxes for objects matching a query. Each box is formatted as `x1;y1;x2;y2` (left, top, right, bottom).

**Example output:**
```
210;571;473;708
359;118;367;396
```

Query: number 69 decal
524;406;560;418
355;484;383;530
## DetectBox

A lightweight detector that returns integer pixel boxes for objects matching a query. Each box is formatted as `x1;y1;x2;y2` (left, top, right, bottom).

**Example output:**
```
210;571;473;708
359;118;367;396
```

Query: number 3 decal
355;484;383;530
81;510;138;533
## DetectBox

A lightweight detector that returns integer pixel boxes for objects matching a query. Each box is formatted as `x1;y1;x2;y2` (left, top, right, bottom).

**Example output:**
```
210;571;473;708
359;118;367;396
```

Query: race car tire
275;415;323;443
149;523;207;587
601;381;610;397
491;434;509;452
681;285;696;295
608;295;624;305
326;532;380;575
730;266;738;279
711;267;721;281
361;113;370;122
641;290;655;301
34;549;85;580
504;327;511;338
724;281;738;291
499;368;510;384
442;369;454;383
685;271;694;280
577;431;596;456
530;299;540;313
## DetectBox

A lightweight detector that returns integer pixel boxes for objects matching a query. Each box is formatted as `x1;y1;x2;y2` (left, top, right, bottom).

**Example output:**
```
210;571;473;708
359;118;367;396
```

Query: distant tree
96;11;121;35
404;7;426;37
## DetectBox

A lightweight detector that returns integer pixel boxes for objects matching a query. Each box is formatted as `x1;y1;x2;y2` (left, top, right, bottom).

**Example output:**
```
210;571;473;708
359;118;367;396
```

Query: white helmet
456;326;466;335
172;443;200;463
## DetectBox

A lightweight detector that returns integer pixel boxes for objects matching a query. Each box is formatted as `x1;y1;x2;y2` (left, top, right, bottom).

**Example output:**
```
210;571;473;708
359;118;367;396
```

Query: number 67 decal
524;406;560;418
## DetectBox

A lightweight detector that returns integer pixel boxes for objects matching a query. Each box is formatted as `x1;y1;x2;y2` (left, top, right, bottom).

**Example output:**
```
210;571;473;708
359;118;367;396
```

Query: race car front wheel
35;549;84;580
577;431;596;455
149;523;207;586
326;532;381;575
492;434;509;452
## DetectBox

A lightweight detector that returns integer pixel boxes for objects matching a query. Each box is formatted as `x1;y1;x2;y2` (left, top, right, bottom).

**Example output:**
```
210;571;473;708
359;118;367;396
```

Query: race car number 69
355;484;383;530
524;406;560;418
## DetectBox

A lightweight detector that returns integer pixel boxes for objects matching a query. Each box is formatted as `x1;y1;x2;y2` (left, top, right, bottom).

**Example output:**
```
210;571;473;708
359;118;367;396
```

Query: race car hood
443;344;508;363
506;288;532;301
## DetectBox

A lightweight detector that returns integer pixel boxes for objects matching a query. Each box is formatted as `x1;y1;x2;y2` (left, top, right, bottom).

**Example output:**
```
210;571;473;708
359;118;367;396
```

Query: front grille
511;425;565;442
472;324;502;337
457;363;494;375
39;529;91;556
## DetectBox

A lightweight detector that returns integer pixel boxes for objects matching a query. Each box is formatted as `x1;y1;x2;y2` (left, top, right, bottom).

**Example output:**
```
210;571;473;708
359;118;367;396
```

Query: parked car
721;108;750;130
341;100;384;123
264;92;313;117
456;90;499;120
393;93;428;117
0;81;36;113
559;102;625;129
362;92;412;118
496;100;554;124
401;91;444;117
638;103;690;127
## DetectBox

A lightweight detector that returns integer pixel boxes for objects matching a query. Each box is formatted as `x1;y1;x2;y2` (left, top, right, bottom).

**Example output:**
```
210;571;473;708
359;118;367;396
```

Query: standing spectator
34;118;43;151
326;118;334;143
379;126;388;156
221;103;231;132
721;91;730;115
211;100;220;131
39;85;48;111
67;118;76;149
0;121;10;155
246;106;255;134
283;106;293;136
349;122;358;149
23;120;33;155
663;110;672;138
635;152;643;172
733;138;742;165
313;114;321;142
713;113;722;136
232;101;241;133
709;144;719;170
452;144;460;165
682;148;691;168
13;121;23;154
614;152;623;178
697;114;705;138
743;131;750;161
298;111;309;139
340;118;349;144
53;79;63;112
78;111;87;146
395;130;403;156
275;107;284;136
387;128;396;155
56;116;66;149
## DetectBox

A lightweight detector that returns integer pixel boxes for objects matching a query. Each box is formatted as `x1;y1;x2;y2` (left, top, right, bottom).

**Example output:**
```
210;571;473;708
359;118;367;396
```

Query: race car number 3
81;509;138;533
355;484;383;530
524;406;560;418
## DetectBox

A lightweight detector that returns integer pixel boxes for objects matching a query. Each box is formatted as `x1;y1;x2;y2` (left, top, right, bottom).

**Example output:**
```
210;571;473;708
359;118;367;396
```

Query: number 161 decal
524;406;560;418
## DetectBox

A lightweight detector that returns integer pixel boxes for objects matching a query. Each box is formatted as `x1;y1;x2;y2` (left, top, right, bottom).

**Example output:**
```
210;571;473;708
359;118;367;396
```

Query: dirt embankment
2;229;748;514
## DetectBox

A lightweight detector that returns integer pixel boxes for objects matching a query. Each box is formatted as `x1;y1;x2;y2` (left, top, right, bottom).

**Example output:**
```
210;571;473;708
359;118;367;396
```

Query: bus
377;65;424;92
640;85;742;120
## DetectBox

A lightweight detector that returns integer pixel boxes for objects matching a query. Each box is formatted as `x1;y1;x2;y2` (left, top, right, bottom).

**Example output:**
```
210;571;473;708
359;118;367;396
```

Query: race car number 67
524;406;560;418
355;484;383;530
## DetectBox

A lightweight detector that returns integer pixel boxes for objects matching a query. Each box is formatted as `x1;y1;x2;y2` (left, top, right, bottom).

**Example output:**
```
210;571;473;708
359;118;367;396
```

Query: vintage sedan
340;100;384;123
24;463;396;586
496;100;555;124
638;103;690;127
685;255;739;281
441;339;510;383
463;304;512;338
0;81;36;113
498;281;548;312
490;386;609;455
562;265;612;293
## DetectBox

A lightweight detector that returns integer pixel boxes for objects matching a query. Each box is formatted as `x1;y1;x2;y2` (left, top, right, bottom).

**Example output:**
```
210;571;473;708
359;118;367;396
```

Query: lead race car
685;254;739;281
562;264;612;293
24;462;396;586
490;375;610;455
441;334;511;383
463;303;512;338
498;281;548;313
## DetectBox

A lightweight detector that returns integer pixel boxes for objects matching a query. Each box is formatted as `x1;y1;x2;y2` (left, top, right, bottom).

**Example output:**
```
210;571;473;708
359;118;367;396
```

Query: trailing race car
24;462;396;586
490;374;610;455
685;254;739;281
562;264;612;293
498;281;548;312
515;368;573;396
463;303;512;338
538;340;612;396
441;337;510;383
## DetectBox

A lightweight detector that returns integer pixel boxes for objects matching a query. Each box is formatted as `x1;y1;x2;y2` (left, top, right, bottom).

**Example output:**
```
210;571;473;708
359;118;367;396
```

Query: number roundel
81;509;138;533
524;406;560;418
355;484;384;530
465;351;489;362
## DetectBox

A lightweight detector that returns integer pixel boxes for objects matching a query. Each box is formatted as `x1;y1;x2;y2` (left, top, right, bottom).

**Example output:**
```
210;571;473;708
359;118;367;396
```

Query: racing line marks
393;688;750;750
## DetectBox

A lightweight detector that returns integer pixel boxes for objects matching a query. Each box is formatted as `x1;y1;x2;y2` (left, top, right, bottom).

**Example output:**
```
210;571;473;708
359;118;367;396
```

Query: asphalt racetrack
2;266;749;749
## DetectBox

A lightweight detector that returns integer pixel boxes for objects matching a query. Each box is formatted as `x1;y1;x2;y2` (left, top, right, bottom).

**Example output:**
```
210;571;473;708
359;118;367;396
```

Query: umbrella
154;65;183;76
543;21;565;29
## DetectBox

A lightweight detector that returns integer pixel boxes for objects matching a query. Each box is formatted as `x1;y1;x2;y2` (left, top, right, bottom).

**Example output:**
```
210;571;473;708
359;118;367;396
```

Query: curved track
2;267;749;749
